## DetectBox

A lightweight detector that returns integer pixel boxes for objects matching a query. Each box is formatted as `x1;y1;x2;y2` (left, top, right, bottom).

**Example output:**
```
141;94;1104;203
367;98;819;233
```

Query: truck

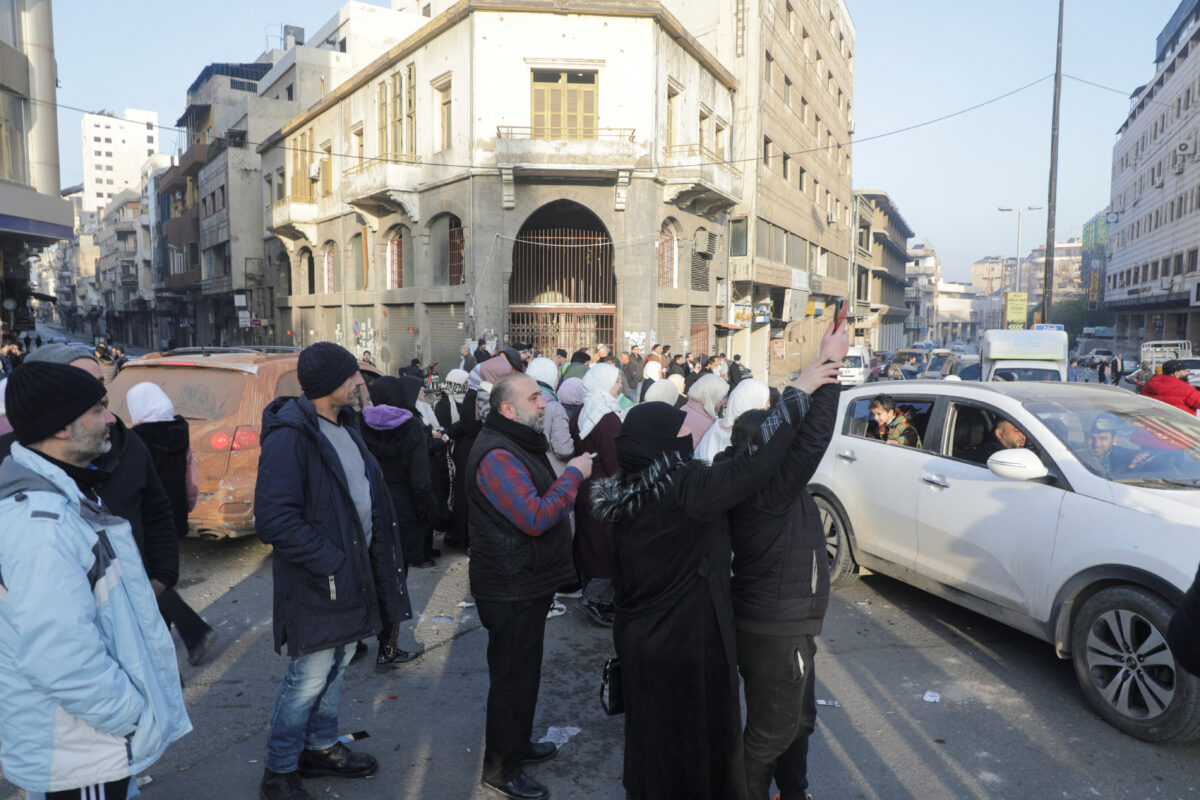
980;329;1069;382
1140;339;1192;369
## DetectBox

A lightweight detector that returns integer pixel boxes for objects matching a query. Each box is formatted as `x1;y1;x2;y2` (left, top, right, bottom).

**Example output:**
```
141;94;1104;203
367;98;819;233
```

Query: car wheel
1070;586;1200;742
815;494;858;586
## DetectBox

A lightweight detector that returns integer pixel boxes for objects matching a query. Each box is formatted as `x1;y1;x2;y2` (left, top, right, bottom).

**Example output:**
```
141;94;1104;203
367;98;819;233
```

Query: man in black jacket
255;342;411;800
467;373;593;800
725;320;845;800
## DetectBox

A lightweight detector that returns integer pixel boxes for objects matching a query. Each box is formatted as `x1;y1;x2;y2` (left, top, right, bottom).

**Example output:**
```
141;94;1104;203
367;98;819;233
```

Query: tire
814;494;858;586
1070;586;1200;742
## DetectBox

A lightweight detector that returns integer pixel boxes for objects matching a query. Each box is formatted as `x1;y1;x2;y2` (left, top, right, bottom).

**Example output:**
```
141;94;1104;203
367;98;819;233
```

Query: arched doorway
299;247;315;294
509;200;614;354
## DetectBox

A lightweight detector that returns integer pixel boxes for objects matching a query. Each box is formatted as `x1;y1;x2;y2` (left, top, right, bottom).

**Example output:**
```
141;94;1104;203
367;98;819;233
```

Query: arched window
658;219;678;288
322;241;340;294
386;226;411;289
430;213;465;285
348;233;364;291
299;247;315;294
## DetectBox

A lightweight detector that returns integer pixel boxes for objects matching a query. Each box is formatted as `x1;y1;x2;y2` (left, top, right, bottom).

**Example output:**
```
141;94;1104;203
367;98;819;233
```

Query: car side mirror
987;448;1049;481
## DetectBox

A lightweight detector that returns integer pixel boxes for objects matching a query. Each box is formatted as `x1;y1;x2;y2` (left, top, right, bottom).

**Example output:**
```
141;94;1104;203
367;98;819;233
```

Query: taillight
232;426;260;451
210;432;231;450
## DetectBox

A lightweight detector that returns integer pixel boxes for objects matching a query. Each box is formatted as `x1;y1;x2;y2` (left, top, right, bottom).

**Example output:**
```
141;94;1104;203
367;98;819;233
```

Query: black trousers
158;586;211;651
45;777;130;799
736;629;818;800
476;594;553;784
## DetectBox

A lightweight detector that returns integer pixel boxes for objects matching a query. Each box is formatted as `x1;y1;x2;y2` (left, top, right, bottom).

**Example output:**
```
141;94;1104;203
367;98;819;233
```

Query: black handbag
600;657;624;716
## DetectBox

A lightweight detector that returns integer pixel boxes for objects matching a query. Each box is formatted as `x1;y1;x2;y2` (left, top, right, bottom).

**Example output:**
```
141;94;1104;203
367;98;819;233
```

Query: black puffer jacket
133;416;191;538
0;418;178;587
255;395;411;657
725;383;839;634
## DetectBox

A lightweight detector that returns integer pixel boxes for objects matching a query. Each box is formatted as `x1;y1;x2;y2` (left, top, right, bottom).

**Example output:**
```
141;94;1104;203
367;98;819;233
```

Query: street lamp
998;205;1043;294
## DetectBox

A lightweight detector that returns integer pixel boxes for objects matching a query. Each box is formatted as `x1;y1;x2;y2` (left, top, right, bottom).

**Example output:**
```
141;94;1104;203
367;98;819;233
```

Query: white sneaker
546;599;567;619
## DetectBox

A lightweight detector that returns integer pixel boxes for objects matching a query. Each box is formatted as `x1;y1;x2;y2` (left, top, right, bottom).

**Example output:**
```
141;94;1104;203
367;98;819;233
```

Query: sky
52;0;1183;281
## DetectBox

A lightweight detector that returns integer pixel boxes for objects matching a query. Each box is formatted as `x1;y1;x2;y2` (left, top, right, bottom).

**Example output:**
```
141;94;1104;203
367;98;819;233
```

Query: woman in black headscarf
363;376;440;569
590;325;844;800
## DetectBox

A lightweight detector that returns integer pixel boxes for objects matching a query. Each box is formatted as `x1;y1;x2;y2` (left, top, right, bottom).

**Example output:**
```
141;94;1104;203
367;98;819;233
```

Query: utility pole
1043;0;1065;324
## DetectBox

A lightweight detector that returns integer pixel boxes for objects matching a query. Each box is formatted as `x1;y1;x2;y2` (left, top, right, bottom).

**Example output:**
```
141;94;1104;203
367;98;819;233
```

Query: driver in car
975;419;1029;462
1086;413;1150;478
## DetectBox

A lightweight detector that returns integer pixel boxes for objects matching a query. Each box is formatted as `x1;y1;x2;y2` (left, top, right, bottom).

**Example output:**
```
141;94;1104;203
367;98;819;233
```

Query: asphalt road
4;534;1199;800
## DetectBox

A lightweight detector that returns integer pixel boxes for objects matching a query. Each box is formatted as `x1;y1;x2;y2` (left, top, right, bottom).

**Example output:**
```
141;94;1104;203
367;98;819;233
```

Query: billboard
1081;211;1108;301
1004;292;1028;330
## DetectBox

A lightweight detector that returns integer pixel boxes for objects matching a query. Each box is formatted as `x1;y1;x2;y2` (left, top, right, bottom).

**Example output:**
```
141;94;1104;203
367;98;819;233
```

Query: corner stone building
261;0;742;375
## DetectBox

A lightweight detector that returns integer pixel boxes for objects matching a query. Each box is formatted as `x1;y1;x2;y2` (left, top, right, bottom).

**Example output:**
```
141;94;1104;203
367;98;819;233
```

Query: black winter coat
134;417;191;538
0;418;178;587
255;395;411;656
726;383;838;633
362;416;438;553
591;386;812;800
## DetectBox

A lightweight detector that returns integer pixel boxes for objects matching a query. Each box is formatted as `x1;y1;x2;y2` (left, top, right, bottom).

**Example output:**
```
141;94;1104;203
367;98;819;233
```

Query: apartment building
935;280;981;344
96;190;141;342
905;240;939;345
80;109;159;214
853;189;911;351
261;0;740;374
0;0;72;338
156;3;426;347
673;0;855;377
1107;1;1200;349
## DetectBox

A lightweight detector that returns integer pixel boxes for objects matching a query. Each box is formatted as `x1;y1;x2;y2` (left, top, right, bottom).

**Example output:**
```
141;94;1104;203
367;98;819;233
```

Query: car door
914;399;1066;615
826;392;937;570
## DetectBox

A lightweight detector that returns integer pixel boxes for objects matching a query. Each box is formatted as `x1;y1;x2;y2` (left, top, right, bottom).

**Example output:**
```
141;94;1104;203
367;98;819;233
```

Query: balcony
164;267;201;291
341;153;423;221
113;217;136;233
661;144;743;217
268;192;318;242
163;205;200;250
496;126;638;173
120;267;138;287
157;164;187;197
178;140;209;178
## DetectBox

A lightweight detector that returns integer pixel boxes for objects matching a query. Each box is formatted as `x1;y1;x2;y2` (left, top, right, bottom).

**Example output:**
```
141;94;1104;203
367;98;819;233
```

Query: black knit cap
1163;359;1188;377
6;362;107;445
297;341;360;399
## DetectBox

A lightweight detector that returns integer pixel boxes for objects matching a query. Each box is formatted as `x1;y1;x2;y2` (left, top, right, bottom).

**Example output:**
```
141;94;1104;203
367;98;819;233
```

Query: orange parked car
107;347;381;538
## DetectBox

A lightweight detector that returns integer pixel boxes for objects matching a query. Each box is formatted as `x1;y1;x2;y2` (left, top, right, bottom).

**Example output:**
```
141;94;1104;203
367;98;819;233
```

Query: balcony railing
497;126;635;141
343;152;422;177
660;143;744;212
664;144;744;178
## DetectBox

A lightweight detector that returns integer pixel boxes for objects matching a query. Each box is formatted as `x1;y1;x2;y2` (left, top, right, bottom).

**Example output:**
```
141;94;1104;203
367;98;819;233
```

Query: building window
0;0;20;50
391;72;403;157
377;83;388;156
387;228;409;289
0;90;27;185
729;218;747;257
320;142;332;196
763;137;773;169
431;214;464;285
658;222;678;287
531;70;598;140
666;85;679;149
323;243;340;293
405;64;417;157
286;84;294;101
439;81;452;150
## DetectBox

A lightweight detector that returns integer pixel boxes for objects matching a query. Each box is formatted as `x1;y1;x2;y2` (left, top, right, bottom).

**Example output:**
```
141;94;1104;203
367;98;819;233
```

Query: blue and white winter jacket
0;443;191;793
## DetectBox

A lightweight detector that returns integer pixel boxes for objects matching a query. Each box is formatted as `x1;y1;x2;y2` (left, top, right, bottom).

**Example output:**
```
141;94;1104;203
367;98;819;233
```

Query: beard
67;420;111;463
516;406;545;434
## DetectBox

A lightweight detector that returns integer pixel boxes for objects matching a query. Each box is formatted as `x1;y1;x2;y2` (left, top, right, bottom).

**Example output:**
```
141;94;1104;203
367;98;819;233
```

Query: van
839;345;873;386
980;329;1068;382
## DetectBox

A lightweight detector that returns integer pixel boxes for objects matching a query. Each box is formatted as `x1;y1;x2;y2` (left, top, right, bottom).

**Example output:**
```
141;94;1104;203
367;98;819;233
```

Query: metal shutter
277;307;292;346
656;304;683;354
690;305;710;356
299;308;317;348
322;306;343;344
383;304;416;373
426;303;466;376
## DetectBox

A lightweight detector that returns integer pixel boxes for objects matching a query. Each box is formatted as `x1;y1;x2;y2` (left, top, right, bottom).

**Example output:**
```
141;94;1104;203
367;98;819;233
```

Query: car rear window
926;355;950;373
109;367;250;424
993;368;1061;382
843;355;865;368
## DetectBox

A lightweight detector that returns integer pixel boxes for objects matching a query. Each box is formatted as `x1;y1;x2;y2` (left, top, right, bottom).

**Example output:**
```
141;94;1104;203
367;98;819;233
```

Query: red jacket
1142;374;1200;414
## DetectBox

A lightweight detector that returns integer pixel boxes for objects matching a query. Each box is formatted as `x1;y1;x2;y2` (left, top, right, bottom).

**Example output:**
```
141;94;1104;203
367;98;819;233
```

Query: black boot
376;644;421;671
297;742;378;779
259;769;313;800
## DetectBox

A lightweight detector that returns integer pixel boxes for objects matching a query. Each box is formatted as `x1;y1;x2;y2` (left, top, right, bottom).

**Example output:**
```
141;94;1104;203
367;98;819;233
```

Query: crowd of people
0;320;856;800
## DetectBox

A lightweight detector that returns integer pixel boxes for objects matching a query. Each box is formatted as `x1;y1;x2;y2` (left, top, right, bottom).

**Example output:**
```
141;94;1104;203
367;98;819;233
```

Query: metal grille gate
509;226;615;354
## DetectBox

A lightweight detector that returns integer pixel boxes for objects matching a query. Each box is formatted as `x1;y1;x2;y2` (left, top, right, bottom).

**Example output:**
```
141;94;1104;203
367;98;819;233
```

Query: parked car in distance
951;339;966;353
812;380;1200;741
105;347;382;538
838;345;873;387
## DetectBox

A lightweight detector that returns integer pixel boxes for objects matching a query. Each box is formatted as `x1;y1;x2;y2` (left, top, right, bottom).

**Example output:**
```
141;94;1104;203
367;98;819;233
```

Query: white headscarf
577;362;626;440
642;360;663;381
525;357;559;391
126;382;176;425
688;373;729;420
642;378;679;405
694;378;769;462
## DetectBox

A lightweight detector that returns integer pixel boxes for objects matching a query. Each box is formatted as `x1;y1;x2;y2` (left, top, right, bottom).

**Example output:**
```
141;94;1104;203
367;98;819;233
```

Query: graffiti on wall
624;329;647;350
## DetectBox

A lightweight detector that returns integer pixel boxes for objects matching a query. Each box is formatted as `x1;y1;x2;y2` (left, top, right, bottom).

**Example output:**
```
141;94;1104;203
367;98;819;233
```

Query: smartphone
833;297;849;329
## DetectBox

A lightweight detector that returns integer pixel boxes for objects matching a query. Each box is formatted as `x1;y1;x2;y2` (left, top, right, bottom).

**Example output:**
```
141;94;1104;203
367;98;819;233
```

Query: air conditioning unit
307;163;322;181
1176;163;1186;175
1179;139;1195;156
827;212;838;225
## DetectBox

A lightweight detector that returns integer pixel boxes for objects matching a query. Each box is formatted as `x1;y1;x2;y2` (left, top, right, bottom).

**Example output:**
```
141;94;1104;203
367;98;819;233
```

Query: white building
80;108;159;213
935;280;981;344
905;240;939;345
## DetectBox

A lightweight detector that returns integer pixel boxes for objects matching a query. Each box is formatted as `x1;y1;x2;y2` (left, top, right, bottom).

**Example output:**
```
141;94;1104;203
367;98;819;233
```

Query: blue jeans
265;645;350;772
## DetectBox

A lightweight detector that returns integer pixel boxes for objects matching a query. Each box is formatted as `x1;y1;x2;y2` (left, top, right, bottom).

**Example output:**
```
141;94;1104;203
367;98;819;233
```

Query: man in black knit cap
255;341;411;800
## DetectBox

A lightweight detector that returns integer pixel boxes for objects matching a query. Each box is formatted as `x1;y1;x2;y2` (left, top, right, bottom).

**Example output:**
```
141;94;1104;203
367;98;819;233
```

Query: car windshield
108;367;249;424
1023;393;1200;487
925;355;950;373
993;367;1060;382
843;355;864;368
